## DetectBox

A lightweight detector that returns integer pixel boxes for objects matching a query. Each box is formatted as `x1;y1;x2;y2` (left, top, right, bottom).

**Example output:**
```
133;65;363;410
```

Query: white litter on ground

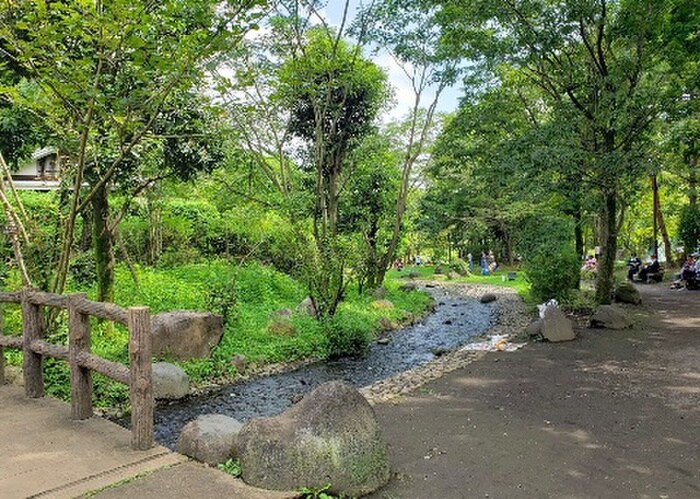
460;334;527;352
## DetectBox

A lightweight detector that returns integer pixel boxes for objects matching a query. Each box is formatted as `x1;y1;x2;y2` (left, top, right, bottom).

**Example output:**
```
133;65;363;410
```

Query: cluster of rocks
176;381;390;497
525;281;639;342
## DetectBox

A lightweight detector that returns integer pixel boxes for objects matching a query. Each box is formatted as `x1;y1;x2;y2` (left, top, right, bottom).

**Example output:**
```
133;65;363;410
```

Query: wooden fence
0;289;153;450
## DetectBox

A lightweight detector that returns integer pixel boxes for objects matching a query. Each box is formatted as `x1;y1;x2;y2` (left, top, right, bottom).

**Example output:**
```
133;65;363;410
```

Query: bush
69;251;97;287
519;214;580;302
525;250;580;302
678;204;700;254
323;309;373;359
449;259;470;276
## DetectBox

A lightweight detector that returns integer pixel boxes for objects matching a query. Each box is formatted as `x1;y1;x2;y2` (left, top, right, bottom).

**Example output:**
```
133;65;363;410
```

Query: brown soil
369;284;700;498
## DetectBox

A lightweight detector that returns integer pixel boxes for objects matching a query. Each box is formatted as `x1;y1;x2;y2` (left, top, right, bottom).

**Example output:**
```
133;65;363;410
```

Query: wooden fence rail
0;289;153;450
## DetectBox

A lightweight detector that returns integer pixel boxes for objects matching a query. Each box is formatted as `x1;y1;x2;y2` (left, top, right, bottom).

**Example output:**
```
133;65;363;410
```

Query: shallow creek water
150;286;495;449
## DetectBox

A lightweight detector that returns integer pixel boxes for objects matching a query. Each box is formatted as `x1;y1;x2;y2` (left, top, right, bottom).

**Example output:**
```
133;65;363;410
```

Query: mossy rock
371;299;395;310
267;319;297;337
236;381;390;496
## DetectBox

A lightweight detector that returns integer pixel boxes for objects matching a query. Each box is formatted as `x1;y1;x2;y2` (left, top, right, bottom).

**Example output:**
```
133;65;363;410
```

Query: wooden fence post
69;293;93;420
22;289;44;398
128;306;153;450
0;302;4;386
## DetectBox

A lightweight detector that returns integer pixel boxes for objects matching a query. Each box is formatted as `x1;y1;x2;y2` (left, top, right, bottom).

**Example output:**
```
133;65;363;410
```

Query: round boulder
399;281;417;292
295;297;318;318
614;282;642;305
542;307;575;342
237;381;390;497
151;311;224;361
176;414;243;466
371;287;389;299
526;318;543;338
152;362;190;400
230;353;246;374
589;305;633;330
480;293;498;304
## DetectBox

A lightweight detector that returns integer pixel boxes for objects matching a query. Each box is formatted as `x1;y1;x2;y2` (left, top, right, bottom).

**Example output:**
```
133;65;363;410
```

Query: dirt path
369;284;700;498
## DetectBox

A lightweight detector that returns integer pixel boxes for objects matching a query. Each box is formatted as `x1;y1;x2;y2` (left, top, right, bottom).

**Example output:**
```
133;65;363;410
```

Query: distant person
582;255;597;272
627;253;642;281
467;252;473;272
487;251;498;273
637;255;660;282
480;251;489;275
414;255;422;266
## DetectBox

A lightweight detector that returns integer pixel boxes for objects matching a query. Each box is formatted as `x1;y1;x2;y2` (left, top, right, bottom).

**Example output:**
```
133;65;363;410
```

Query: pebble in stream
150;287;495;449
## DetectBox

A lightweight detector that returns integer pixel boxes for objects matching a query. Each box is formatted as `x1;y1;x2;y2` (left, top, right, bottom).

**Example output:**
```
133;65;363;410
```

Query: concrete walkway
0;385;294;499
0;385;185;498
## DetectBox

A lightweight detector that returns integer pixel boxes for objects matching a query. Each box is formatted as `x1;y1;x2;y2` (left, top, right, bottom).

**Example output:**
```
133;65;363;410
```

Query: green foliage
322;310;374;359
298;483;343;499
69;251;97;288
525;251;580;303
678;204;700;253
519;216;580;302
278;27;388;159
217;458;242;478
449;259;470;276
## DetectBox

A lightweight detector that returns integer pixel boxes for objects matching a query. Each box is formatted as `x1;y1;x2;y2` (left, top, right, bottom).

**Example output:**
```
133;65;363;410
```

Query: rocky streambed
150;283;529;449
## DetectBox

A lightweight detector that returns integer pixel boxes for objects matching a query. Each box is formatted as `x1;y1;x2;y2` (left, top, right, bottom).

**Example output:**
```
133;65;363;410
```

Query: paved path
0;385;294;498
0;385;185;498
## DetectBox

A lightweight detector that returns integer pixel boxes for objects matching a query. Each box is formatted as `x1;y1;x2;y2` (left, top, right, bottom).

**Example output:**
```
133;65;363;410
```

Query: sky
321;0;463;122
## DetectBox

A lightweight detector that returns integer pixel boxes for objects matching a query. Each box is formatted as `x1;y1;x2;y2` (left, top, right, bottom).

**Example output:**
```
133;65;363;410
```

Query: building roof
31;147;58;160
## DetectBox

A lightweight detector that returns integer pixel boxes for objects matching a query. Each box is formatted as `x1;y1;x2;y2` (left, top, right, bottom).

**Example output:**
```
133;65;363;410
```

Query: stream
151;286;496;449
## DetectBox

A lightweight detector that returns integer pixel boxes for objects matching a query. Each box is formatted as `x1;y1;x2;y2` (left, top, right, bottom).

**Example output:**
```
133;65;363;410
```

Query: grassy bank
1;261;434;406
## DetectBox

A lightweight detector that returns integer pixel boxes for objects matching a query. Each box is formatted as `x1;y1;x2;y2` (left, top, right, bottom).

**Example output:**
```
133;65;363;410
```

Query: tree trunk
92;183;114;304
651;175;673;266
688;155;698;207
79;208;93;252
595;191;618;304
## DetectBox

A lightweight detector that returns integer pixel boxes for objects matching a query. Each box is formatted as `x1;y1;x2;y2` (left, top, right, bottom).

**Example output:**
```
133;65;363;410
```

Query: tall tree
357;0;463;286
437;0;675;302
278;26;389;317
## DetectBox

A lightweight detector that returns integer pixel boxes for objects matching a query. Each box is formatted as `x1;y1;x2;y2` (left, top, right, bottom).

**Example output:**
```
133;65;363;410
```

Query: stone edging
360;282;532;405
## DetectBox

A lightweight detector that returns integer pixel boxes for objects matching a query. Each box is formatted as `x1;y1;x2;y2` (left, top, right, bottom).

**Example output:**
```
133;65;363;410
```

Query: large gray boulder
615;282;642;305
295;297;318;318
151;311;223;361
152;362;190;399
589;305;633;330
177;414;243;466
236;381;390;497
542;307;575;342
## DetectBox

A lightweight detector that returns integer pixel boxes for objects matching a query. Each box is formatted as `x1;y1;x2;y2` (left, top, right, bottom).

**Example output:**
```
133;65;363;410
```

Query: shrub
519;214;580;302
69;251;97;287
323;309;373;359
525;250;580;302
678;204;700;254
